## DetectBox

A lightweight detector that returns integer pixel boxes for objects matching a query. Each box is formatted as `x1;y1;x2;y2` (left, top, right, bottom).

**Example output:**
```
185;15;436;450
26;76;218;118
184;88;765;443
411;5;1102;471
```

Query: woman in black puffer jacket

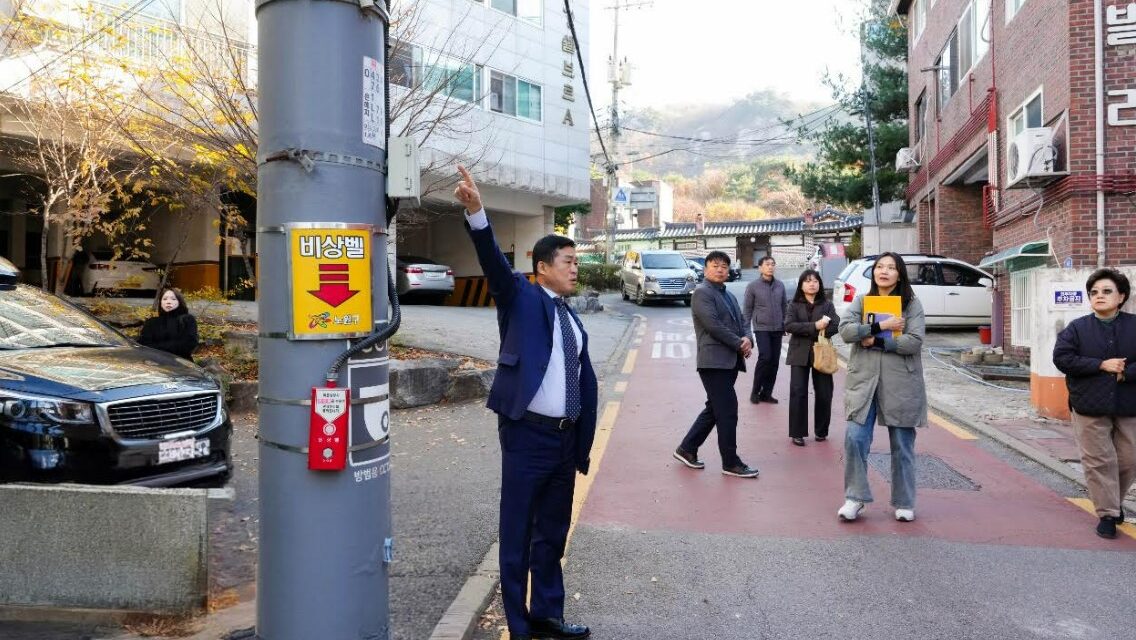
1053;268;1136;540
138;287;199;360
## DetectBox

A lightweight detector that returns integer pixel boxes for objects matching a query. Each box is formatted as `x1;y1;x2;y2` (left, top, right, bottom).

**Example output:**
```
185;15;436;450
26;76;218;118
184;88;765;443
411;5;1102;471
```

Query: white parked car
395;255;454;303
80;250;161;296
833;254;994;327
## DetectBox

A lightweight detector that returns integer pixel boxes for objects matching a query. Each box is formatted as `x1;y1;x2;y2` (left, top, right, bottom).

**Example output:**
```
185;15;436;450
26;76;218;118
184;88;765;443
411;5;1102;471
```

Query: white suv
619;250;697;306
833;254;994;327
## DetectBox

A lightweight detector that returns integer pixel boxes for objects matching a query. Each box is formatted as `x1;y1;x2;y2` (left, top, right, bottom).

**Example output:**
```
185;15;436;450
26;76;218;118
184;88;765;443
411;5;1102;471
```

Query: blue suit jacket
468;223;599;474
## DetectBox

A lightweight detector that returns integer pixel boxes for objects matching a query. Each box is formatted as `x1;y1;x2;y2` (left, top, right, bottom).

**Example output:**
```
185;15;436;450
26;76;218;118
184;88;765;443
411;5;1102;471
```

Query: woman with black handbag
138;287;199;360
784;269;838;446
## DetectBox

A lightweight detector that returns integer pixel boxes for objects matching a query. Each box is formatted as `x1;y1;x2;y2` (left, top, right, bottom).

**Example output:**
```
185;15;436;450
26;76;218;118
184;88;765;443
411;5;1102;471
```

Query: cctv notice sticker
362;56;385;149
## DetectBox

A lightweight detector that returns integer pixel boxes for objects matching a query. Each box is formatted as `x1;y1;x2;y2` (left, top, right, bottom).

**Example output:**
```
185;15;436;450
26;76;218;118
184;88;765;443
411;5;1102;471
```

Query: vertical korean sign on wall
1106;2;1136;126
288;223;373;340
362;56;385;147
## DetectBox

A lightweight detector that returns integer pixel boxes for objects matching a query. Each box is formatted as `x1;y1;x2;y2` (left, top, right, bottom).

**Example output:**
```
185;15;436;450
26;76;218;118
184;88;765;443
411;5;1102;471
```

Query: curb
424;313;644;640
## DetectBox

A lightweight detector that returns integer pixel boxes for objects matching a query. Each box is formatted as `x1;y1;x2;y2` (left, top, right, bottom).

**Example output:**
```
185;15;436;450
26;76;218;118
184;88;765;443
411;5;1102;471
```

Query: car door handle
948;292;961;295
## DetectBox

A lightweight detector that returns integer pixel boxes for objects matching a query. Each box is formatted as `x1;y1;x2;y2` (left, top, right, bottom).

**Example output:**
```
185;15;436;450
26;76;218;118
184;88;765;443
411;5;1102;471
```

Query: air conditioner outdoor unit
895;147;920;172
1007;127;1060;188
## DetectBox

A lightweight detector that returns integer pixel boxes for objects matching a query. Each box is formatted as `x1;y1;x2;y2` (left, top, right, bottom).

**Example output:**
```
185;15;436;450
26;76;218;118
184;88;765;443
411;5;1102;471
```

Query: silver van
619;250;697;306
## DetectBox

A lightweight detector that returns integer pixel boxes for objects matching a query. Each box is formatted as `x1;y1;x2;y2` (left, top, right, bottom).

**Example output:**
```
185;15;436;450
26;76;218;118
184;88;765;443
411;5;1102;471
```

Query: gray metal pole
860;21;882;222
255;1;392;638
606;2;621;264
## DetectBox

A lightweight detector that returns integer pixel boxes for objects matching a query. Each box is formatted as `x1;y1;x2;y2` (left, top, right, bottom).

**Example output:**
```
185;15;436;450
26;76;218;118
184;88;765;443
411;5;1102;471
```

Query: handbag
812;333;839;375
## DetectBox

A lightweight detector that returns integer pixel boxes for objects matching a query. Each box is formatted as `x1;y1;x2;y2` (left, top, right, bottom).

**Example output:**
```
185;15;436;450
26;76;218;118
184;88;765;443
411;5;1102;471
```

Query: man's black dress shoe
530;618;591;639
760;395;780;404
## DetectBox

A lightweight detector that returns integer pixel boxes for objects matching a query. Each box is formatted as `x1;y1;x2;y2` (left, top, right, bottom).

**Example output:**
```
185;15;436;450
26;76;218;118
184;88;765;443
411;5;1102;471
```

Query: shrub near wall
576;263;621;292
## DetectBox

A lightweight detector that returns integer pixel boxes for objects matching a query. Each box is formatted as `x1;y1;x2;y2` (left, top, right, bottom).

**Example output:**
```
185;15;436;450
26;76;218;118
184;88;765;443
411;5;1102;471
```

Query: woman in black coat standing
784;269;839;446
1053;268;1136;540
138;287;199;360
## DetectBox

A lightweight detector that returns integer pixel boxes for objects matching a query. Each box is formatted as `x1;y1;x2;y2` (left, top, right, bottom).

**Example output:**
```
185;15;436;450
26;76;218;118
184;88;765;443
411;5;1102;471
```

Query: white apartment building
390;0;591;299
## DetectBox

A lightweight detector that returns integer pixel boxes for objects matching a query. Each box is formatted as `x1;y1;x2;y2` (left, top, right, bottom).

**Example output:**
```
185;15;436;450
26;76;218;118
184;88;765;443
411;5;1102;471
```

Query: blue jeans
843;399;917;509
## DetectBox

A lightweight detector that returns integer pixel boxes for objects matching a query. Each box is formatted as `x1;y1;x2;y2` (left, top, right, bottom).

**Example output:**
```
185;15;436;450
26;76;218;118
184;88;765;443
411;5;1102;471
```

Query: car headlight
644;275;658;283
686;274;696;283
1;392;95;424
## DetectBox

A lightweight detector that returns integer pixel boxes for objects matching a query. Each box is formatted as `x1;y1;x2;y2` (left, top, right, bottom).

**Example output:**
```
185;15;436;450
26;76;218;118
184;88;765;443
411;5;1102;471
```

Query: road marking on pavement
1066;498;1136;540
622;348;638;374
615;381;628;394
929;411;978;440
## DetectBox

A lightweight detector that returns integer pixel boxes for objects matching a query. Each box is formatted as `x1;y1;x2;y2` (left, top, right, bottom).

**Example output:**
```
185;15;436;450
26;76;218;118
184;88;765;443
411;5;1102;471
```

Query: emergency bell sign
288;223;373;340
1050;283;1086;310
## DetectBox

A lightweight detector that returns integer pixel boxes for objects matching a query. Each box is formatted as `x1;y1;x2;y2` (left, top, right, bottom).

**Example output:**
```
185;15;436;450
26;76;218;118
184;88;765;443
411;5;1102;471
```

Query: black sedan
0;260;232;487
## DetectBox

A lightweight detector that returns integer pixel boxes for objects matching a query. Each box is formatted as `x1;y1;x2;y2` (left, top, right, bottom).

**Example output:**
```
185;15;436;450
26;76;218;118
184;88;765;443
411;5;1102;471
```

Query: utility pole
255;1;395;639
860;20;882;224
604;0;651;264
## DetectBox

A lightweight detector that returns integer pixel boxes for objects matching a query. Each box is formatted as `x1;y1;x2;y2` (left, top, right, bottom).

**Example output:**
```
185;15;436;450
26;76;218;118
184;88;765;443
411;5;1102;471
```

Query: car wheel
683;297;691;307
621;284;630;301
635;286;645;306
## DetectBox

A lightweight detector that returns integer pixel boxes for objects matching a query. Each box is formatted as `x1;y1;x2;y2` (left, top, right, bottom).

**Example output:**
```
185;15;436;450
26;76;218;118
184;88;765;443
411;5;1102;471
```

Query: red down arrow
309;264;359;308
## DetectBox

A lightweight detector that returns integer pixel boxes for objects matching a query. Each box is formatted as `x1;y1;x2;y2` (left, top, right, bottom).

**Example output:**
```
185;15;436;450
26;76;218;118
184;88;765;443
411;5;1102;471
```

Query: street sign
1050;283;1086;310
288;223;373;340
612;187;630;206
629;188;657;208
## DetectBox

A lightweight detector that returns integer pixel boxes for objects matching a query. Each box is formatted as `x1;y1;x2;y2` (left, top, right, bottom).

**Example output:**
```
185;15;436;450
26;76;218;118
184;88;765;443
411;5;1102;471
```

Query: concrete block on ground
228;381;258;413
391;359;458;409
444;368;494;403
222;330;258;355
0;484;209;614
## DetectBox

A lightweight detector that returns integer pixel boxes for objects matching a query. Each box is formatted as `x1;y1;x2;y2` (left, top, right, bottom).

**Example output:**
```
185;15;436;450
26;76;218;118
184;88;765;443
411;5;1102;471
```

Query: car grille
658;277;688;292
106;394;220;439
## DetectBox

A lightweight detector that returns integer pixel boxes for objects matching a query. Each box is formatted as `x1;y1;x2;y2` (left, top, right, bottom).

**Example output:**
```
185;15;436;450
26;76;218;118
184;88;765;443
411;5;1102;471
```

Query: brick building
891;0;1136;352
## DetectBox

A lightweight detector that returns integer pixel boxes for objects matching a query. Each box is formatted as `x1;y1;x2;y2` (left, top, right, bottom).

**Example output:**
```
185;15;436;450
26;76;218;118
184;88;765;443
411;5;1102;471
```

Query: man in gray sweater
743;256;788;403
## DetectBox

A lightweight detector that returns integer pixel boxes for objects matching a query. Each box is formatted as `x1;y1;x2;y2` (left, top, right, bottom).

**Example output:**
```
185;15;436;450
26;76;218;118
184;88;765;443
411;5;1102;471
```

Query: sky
587;0;867;112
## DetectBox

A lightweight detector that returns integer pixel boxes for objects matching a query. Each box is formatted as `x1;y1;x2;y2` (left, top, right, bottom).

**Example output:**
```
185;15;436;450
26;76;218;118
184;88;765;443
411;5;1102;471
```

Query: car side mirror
979;277;993;289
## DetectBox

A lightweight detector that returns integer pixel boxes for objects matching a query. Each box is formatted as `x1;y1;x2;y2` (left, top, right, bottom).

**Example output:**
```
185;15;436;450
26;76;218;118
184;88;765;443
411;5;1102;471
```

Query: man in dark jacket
1053;268;1136;540
673;251;760;478
743;256;788;403
455;166;594;640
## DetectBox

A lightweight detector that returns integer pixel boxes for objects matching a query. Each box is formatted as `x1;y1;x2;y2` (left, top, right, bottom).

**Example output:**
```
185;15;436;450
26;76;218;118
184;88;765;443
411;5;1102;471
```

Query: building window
1006;0;1029;22
936;30;959;110
490;70;542;122
914;91;928;144
1010;270;1034;347
476;0;543;27
958;0;991;76
912;0;927;43
389;40;481;105
1008;89;1043;139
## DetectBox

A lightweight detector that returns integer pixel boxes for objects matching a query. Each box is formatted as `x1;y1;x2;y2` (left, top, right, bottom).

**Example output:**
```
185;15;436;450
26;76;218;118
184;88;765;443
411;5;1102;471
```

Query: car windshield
0;286;128;349
642;254;689;269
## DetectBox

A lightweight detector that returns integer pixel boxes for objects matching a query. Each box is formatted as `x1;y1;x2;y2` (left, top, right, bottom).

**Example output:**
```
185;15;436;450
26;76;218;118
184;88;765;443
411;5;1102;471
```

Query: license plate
158;438;210;464
426;272;444;279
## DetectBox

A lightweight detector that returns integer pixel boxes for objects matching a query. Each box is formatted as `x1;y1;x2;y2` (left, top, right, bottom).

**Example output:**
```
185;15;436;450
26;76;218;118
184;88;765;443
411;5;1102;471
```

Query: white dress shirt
465;208;583;418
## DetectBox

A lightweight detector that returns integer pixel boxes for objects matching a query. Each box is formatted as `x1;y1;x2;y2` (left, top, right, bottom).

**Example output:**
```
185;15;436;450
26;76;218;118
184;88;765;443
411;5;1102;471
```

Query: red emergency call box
309;387;350;471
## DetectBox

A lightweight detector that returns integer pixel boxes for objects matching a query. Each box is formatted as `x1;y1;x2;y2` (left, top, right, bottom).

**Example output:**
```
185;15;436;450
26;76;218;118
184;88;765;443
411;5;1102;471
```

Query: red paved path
581;316;1136;551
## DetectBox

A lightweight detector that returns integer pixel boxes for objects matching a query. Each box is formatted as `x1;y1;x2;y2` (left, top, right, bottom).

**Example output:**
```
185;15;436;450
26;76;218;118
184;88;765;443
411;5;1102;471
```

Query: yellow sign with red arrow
288;225;373;340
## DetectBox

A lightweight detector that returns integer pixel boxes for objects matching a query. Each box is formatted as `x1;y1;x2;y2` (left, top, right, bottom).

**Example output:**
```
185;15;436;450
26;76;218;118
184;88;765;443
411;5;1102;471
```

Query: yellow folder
863;295;902;337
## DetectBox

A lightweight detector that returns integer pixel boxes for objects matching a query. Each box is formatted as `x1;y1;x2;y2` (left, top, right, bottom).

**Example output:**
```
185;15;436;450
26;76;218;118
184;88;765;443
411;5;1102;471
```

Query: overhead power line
563;0;612;169
619;103;843;145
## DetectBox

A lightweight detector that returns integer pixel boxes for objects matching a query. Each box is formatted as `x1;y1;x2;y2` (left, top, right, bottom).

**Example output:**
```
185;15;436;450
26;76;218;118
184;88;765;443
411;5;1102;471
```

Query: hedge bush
576;263;621;292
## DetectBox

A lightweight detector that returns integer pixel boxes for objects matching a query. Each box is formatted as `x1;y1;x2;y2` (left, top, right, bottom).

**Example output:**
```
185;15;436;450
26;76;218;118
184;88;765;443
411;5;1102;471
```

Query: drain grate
867;453;980;491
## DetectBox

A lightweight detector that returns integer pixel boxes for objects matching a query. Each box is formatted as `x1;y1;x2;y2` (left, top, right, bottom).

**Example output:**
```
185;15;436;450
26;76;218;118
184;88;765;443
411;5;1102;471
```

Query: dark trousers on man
788;364;834;439
751;330;783;400
681;367;742;467
498;415;577;637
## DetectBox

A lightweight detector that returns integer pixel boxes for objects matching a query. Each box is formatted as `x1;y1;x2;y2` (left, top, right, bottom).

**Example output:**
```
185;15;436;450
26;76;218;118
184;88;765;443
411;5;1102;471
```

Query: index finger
457;165;474;187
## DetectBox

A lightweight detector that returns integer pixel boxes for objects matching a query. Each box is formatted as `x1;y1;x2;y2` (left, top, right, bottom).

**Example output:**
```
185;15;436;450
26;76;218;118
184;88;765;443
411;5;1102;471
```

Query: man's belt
522;410;575;431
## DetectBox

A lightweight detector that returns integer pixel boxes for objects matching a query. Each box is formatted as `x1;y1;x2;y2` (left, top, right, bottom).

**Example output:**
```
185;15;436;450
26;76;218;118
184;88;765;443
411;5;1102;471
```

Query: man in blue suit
455;166;595;640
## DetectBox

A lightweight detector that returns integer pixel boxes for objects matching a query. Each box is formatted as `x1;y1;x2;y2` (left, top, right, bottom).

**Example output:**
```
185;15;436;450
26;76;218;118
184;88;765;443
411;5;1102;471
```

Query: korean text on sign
299;234;366;260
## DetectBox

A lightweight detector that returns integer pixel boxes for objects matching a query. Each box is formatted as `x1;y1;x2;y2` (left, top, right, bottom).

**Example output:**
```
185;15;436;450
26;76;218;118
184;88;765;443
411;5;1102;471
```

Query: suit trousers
751;330;783;399
497;415;577;636
788;364;834;439
681;368;743;468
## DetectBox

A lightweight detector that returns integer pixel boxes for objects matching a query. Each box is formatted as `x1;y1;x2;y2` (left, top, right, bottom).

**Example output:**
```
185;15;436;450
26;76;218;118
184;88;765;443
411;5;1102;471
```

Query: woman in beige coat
836;252;927;523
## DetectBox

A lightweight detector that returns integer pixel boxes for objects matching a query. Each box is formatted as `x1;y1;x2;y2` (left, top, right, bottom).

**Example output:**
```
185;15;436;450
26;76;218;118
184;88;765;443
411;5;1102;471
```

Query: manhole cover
867;453;980;491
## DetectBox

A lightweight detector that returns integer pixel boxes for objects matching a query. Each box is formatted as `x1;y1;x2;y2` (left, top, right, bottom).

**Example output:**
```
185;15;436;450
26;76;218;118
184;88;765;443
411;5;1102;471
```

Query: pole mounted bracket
261;148;388;175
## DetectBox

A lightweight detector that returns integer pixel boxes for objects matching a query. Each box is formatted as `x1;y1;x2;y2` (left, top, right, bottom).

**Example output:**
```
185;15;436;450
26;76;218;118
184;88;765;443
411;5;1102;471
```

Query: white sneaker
837;500;865;522
895;508;915;522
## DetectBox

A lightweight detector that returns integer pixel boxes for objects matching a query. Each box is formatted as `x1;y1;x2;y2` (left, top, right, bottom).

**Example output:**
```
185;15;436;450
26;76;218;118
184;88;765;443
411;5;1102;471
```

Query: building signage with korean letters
1050;284;1087;310
561;34;576;126
288;224;373;340
1106;3;1136;126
